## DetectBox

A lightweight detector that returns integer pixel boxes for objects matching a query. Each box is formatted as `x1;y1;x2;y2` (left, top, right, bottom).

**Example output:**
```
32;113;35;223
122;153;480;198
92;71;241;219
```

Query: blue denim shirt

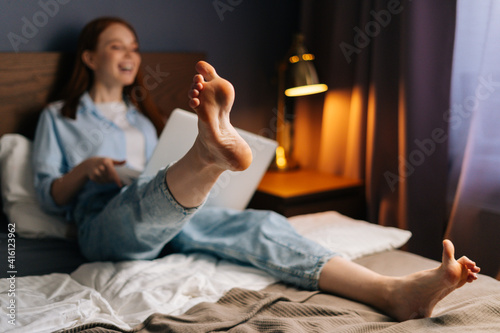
32;92;158;220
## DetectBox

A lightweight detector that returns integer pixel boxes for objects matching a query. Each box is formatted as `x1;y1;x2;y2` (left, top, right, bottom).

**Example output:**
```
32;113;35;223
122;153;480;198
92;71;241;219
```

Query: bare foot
386;239;480;321
165;62;253;207
188;61;252;172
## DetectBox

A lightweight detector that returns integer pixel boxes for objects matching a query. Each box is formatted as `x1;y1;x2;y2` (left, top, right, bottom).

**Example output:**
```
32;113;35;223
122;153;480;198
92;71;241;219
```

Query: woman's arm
50;157;125;206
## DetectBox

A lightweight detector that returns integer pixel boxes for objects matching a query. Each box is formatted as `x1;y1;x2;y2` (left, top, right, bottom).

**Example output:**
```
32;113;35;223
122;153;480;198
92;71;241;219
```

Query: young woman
32;17;480;321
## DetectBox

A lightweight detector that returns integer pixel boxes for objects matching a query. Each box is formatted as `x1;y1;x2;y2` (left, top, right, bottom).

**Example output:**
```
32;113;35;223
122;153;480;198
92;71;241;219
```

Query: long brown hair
60;17;165;135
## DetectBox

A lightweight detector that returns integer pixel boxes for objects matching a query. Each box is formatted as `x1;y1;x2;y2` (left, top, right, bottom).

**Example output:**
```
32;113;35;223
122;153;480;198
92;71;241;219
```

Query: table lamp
274;34;328;171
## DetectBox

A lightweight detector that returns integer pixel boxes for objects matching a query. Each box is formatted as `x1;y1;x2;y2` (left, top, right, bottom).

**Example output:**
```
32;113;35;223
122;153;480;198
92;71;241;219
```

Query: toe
457;256;479;271
189;88;200;99
196;61;218;81
189;98;200;109
467;271;478;283
193;74;204;85
442;239;455;264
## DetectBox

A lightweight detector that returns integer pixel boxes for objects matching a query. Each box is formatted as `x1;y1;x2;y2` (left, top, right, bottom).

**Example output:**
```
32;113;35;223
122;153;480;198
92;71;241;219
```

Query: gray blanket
57;285;500;333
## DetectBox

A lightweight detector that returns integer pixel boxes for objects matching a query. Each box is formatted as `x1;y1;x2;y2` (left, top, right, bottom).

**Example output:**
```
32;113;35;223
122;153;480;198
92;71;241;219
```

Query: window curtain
295;0;456;260
445;0;500;278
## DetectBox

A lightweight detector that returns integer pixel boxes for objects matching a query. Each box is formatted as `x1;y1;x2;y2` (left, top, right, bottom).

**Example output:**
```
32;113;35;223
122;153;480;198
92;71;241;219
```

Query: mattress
2;250;500;333
1;212;499;332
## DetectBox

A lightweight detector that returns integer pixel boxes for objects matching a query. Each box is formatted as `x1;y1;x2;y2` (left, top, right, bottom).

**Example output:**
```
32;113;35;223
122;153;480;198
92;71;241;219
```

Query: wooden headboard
0;52;204;225
0;52;204;139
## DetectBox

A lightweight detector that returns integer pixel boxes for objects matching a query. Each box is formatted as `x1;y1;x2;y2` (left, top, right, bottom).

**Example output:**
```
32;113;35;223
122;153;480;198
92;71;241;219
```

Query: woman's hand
50;157;126;207
85;157;126;187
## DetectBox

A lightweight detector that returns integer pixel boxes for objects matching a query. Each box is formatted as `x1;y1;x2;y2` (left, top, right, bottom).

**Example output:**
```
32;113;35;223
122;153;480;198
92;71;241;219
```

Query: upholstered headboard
0;52;204;226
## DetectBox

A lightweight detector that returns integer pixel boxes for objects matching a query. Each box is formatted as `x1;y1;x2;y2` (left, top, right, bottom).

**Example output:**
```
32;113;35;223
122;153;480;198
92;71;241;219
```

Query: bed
1;52;500;333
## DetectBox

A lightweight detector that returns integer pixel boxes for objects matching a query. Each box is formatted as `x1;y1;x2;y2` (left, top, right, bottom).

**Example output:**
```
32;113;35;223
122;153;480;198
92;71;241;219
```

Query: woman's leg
75;61;252;261
168;207;337;291
169;208;480;321
75;167;200;261
318;240;480;321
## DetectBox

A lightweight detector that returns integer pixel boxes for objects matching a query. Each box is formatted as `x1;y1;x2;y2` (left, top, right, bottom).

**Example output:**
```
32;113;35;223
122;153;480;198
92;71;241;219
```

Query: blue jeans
73;167;337;290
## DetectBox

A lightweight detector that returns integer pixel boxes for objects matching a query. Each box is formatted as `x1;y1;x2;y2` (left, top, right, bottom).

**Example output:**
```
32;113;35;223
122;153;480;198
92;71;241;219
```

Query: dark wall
0;0;300;135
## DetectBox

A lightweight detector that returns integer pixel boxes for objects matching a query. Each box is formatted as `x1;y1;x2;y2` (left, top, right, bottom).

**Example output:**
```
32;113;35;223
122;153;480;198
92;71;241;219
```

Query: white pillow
289;211;412;260
0;134;74;239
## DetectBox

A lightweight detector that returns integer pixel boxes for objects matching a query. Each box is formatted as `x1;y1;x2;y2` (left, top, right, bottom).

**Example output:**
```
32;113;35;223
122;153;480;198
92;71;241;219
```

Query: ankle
373;275;398;313
192;137;227;174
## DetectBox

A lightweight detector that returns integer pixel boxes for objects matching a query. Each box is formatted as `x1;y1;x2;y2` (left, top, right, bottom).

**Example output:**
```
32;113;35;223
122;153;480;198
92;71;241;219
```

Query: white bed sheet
2;254;277;333
0;211;412;332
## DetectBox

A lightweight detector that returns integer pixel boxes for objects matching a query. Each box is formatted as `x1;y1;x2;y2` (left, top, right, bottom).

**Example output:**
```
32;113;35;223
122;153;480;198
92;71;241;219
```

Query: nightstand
248;169;365;219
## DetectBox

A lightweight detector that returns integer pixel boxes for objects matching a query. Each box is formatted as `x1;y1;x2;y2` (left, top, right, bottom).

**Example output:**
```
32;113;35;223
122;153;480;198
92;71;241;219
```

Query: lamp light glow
285;83;328;97
301;53;315;61
275;146;288;169
272;34;328;171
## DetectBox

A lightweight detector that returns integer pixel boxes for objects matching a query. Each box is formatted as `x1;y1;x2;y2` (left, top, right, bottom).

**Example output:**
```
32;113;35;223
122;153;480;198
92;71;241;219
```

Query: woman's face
83;23;141;89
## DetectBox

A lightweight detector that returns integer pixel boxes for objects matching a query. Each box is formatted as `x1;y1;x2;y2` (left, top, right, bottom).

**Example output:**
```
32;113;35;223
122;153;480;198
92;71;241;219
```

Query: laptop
117;108;277;211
